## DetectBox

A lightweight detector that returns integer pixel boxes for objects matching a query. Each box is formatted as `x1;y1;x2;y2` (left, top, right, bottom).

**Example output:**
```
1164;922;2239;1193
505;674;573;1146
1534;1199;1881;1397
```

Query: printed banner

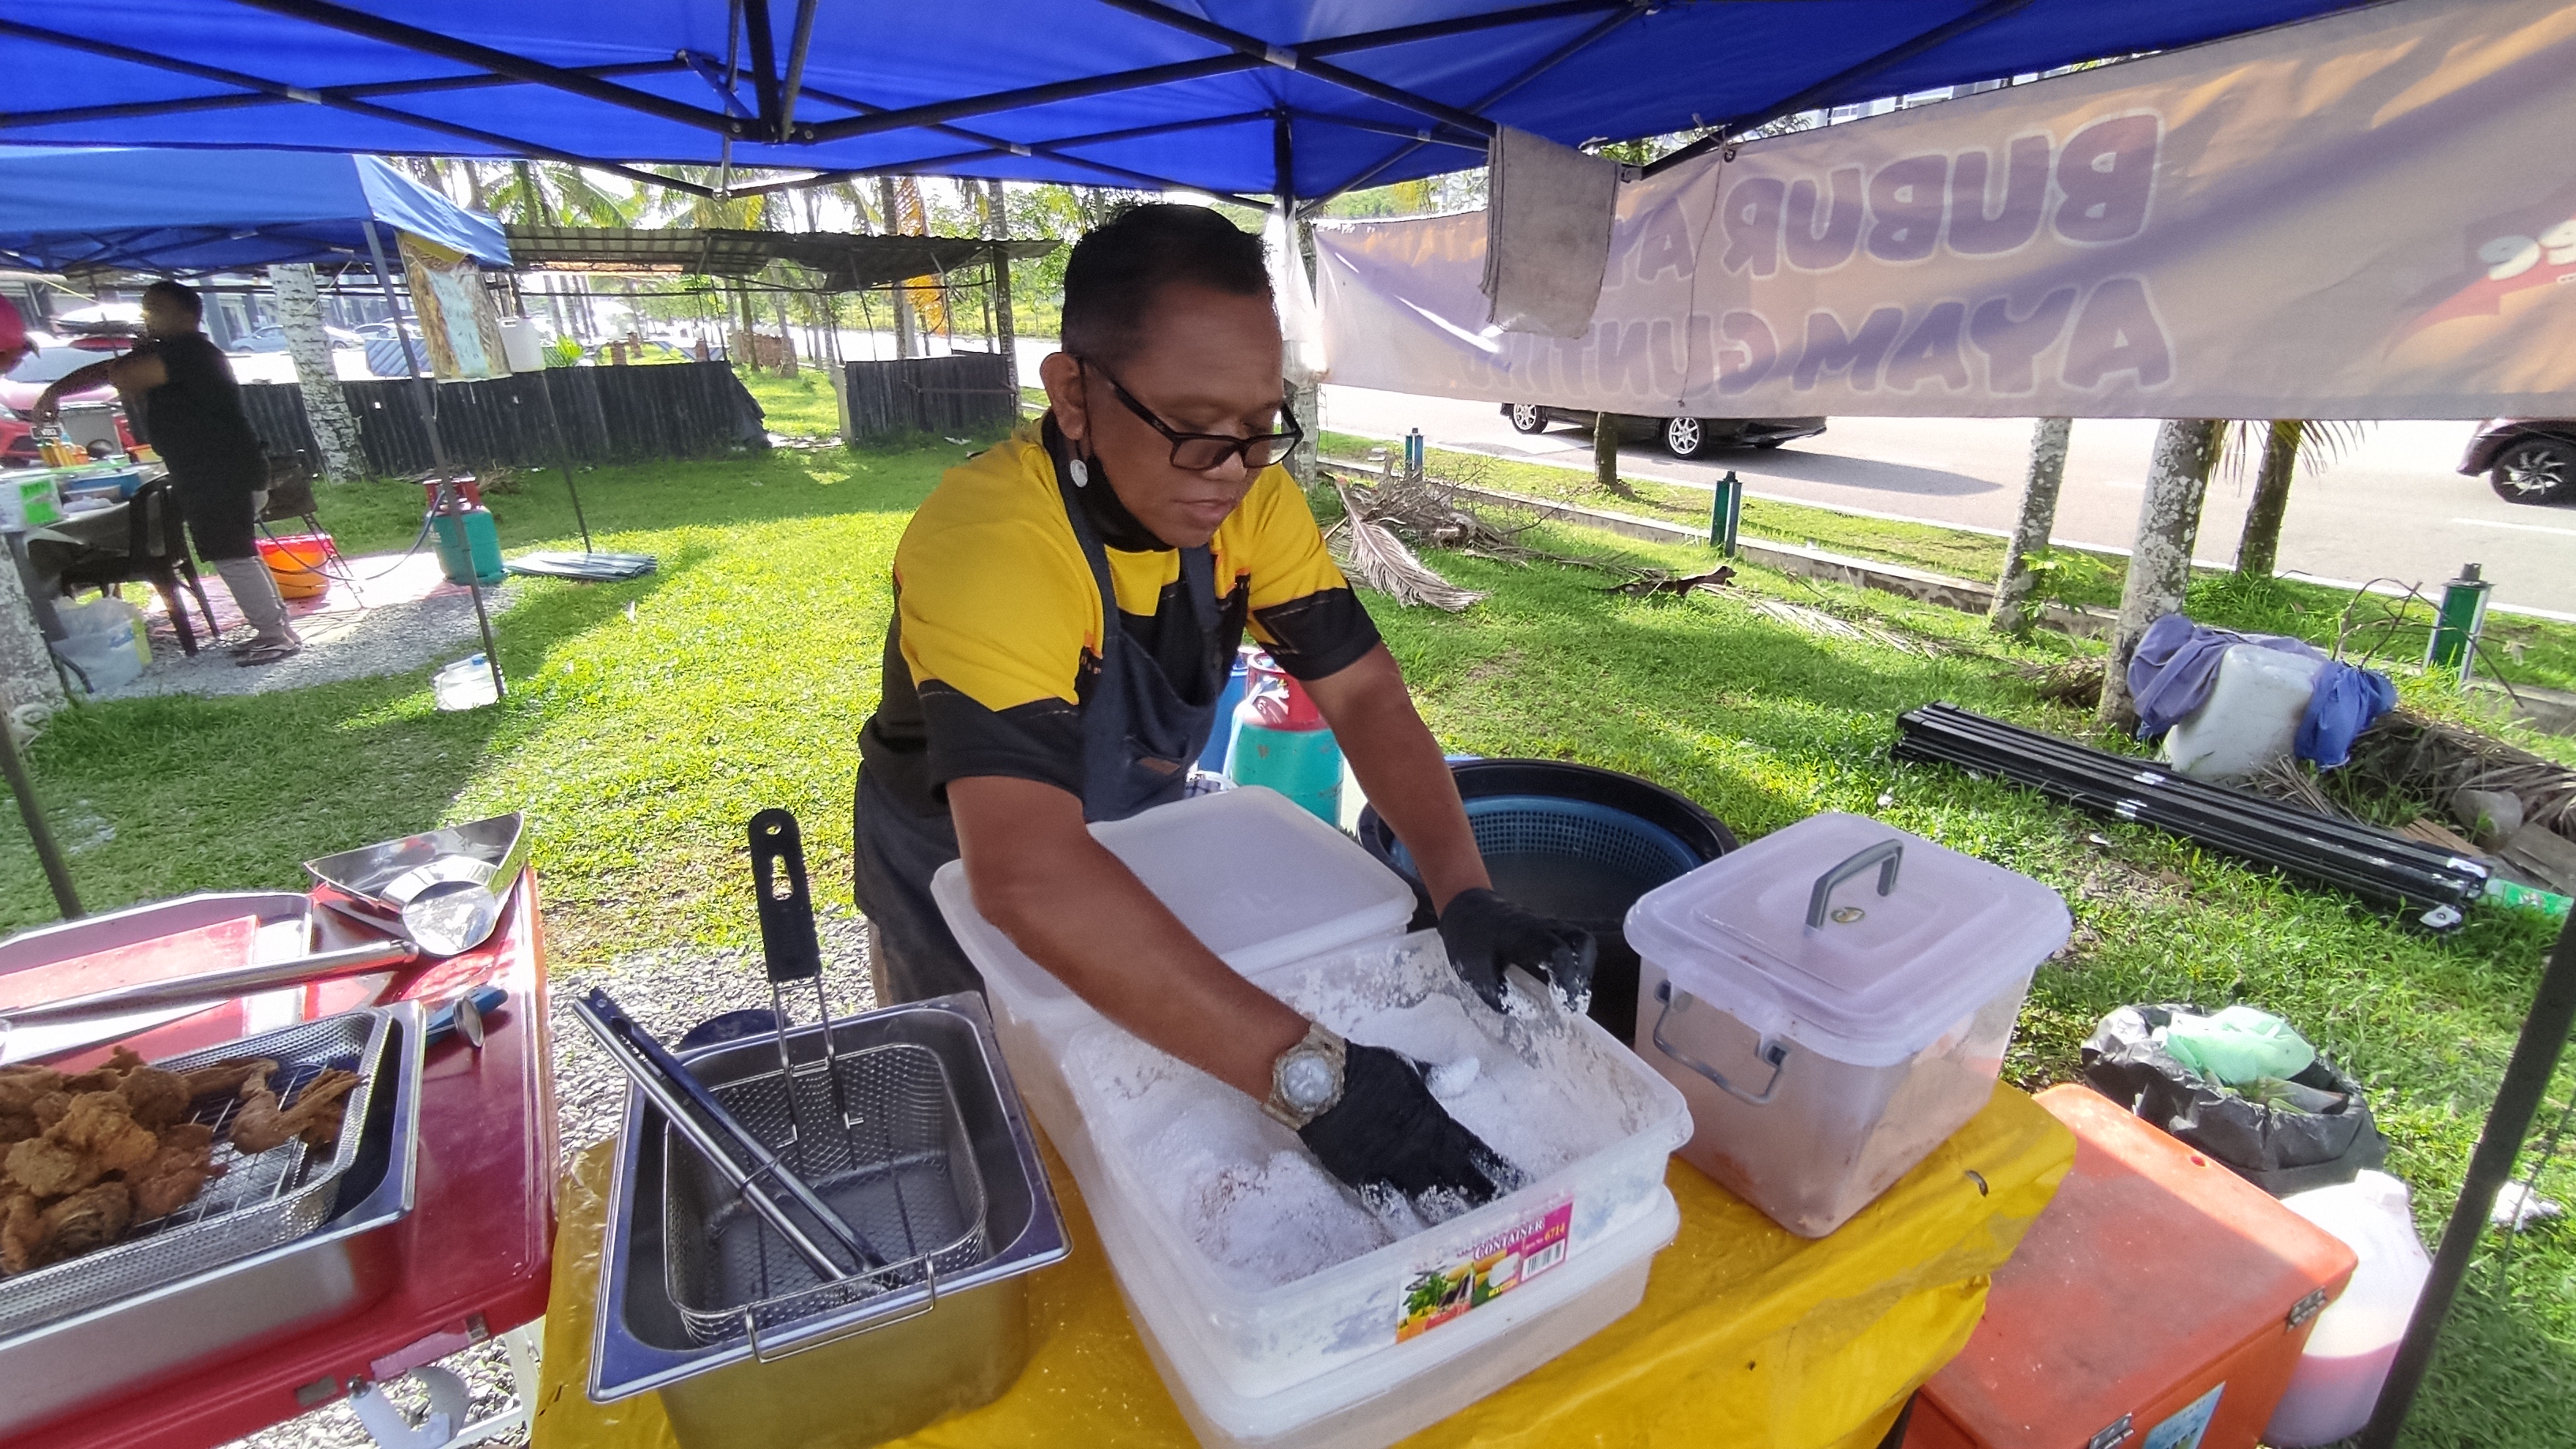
397;229;509;381
1315;0;2576;421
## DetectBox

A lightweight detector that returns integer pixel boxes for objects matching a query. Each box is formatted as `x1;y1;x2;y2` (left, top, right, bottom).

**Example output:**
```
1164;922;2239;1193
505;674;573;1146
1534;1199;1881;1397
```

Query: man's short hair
1060;204;1271;365
142;279;204;320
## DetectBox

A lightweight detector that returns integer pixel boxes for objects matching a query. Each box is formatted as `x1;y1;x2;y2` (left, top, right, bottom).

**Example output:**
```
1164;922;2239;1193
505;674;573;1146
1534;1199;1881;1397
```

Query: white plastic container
933;788;1691;1449
1624;812;2069;1237
2264;1170;2434;1447
2160;643;2326;781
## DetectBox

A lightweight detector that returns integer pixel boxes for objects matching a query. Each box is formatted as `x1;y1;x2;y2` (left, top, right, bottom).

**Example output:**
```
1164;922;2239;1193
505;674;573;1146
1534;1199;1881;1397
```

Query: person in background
34;280;301;665
0;294;33;376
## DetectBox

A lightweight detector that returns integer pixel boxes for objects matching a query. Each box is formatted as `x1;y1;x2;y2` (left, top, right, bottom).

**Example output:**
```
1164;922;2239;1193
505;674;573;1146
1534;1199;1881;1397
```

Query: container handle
1806;839;1904;930
744;1260;942;1364
1650;980;1789;1106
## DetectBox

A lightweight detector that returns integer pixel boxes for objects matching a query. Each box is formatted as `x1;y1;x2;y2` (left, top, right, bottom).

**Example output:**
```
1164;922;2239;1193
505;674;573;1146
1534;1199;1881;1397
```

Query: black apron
854;451;1225;1003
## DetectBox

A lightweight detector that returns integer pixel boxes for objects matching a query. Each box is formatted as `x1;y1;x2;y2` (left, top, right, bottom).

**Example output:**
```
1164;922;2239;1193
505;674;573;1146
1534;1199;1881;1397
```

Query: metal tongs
571;987;884;1280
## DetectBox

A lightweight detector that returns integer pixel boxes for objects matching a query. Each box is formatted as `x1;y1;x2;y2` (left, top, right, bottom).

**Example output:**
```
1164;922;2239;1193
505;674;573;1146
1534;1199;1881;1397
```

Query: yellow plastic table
534;1084;2073;1449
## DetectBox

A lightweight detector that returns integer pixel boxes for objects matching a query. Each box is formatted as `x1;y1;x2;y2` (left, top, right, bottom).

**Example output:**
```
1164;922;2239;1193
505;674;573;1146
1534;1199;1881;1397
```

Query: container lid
934;787;1418;1041
1624;812;2069;1065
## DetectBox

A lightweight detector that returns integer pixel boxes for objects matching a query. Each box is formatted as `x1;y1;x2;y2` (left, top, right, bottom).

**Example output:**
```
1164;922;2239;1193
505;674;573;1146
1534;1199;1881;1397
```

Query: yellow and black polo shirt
858;421;1379;820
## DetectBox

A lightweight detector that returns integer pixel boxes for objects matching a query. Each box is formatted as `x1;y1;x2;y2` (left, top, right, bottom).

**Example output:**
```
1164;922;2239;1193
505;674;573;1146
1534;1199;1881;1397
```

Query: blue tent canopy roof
0;1;2385;204
0;148;511;275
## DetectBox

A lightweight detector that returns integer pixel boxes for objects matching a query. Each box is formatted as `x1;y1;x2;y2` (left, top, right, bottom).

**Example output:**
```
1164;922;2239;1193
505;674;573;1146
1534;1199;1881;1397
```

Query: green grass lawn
1321;429;2576;703
734;365;843;438
2;444;2570;1444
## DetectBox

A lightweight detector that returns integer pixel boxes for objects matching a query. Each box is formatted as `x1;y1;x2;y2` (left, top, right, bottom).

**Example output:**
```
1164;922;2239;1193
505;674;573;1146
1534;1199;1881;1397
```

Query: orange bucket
256;533;334;600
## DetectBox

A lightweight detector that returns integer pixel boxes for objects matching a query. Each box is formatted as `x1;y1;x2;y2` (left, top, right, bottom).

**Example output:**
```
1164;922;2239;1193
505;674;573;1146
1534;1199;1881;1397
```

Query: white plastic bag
51;596;149;694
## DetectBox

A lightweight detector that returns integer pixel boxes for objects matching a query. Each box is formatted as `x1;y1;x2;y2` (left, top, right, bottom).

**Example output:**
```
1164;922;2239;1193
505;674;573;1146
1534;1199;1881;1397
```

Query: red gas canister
1906;1084;2358;1449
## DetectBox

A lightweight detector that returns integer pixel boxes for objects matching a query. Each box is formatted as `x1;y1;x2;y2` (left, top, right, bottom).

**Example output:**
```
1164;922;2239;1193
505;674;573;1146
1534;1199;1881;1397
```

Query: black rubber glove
1297;1043;1525;1215
1436;886;1598;1014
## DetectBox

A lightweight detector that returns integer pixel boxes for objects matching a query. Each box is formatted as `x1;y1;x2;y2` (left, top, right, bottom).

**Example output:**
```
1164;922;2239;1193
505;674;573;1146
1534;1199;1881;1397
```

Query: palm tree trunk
269;264;366;481
1992;417;2072;633
2099;419;2219;730
2235;420;2301;578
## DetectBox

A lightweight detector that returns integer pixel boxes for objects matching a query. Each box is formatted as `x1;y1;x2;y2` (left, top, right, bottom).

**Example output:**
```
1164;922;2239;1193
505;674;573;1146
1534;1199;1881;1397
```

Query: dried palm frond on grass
2340;709;2576;839
1326;482;1487;612
2009;657;2107;709
1735;594;1938;655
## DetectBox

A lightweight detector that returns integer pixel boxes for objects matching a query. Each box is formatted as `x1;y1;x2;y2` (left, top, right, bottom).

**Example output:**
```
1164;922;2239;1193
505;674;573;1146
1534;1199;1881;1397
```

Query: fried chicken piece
39;1181;131;1260
0;1110;35;1146
31;1091;71;1133
2;1190;47;1273
51;1092;159;1174
6;1134;103;1196
182;1059;275;1103
0;1066;62;1114
127;1127;223;1221
114;1067;190;1131
230;1069;359;1154
59;1046;146;1095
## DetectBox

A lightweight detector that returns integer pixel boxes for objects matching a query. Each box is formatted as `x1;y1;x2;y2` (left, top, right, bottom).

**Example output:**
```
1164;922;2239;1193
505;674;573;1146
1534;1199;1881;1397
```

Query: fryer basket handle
744;1260;942;1362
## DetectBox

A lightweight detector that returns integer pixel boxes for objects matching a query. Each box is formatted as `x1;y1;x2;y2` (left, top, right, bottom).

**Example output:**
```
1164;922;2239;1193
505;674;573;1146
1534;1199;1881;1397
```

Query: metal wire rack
661;1038;991;1347
0;1009;395;1337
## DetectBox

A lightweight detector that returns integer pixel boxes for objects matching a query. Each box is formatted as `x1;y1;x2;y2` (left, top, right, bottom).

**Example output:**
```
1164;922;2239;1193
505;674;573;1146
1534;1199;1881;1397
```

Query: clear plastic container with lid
934;788;1692;1449
1624;812;2069;1237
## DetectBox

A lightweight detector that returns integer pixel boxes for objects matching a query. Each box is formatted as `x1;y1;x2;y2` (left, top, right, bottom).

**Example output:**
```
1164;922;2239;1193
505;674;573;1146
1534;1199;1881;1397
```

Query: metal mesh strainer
661;1037;991;1348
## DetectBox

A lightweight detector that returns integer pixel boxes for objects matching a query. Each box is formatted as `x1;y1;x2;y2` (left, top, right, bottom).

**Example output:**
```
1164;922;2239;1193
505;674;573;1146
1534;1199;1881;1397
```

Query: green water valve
2424;562;2495;681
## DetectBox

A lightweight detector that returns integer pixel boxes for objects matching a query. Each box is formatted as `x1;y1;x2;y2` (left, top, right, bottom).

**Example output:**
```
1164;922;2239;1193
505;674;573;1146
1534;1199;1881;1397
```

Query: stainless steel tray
0;1007;398;1338
0;1003;424;1438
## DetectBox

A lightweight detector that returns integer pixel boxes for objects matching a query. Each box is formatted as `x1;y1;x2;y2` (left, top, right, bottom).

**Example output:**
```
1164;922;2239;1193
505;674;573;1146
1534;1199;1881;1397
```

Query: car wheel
1663;416;1709;458
1507;404;1550;435
2492;439;2576;504
2493;438;2576;505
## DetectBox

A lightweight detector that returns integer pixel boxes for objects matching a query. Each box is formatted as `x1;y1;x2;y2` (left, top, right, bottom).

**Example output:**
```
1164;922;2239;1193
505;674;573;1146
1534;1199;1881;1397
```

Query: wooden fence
841;353;1017;443
238;362;765;477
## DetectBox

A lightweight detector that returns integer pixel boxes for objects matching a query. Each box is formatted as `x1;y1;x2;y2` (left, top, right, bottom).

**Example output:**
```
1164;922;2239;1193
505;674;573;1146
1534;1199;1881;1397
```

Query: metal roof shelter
2;1;2383;207
0;146;509;277
502;226;1054;292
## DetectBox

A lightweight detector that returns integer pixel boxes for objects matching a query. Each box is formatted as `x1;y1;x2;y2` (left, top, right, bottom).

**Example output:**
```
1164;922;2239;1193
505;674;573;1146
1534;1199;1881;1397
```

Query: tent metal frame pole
1639;0;2040;178
0;721;80;919
1087;0;1499;138
534;376;595;556
227;0;745;136
2358;908;2576;1448
1298;2;1643;217
2;58;687;129
802;56;1259;143
738;102;1272;202
0;20;717;200
777;0;822;137
361;219;505;702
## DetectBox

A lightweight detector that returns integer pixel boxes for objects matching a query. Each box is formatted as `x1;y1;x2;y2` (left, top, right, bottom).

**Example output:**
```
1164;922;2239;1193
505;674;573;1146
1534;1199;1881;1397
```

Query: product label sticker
1396;1197;1573;1341
2143;1383;2224;1449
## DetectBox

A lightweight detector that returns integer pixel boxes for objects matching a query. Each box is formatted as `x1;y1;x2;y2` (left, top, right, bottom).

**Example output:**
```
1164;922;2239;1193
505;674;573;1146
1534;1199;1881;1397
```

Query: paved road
1314;386;2575;618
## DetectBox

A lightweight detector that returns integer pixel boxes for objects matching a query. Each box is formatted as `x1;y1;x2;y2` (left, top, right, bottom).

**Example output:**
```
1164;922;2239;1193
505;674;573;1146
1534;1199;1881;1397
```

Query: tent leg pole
0;717;80;919
535;375;594;554
2357;907;2576;1448
364;219;504;700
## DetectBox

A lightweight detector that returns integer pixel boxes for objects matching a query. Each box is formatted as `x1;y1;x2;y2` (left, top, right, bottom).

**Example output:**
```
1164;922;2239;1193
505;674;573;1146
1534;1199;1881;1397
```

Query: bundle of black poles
1890;703;2486;929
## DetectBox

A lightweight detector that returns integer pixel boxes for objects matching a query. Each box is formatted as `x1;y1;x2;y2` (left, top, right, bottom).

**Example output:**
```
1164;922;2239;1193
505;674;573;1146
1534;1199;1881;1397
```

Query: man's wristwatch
1261;1020;1348;1129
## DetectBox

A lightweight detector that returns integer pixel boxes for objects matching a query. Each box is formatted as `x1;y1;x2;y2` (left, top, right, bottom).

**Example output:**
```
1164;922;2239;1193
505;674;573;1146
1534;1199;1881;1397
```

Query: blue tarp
0;148;510;275
0;2;2385;202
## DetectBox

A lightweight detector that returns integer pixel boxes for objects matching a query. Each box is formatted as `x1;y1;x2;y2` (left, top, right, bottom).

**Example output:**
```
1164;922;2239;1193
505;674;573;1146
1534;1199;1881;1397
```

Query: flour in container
1078;935;1656;1293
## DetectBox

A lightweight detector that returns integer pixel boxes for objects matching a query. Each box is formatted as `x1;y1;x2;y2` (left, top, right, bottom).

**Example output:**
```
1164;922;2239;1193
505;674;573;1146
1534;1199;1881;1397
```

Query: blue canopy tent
0;146;508;277
0;1;2383;207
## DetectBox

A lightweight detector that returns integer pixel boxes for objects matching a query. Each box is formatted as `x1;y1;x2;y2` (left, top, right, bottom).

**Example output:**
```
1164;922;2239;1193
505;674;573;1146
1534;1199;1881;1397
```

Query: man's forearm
1305;646;1489;912
951;774;1308;1100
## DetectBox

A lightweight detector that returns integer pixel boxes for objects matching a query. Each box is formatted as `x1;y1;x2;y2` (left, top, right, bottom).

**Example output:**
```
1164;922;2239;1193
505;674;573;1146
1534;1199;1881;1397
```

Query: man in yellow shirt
856;204;1592;1214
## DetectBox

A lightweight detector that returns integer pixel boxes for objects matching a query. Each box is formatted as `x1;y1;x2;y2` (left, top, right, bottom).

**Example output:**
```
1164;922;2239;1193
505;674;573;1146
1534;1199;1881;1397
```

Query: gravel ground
218;911;878;1449
105;582;512;702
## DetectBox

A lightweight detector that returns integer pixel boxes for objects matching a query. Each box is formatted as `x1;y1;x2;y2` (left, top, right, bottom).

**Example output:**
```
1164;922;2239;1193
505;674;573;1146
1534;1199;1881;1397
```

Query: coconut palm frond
2215;420;2375;488
1326;485;1486;611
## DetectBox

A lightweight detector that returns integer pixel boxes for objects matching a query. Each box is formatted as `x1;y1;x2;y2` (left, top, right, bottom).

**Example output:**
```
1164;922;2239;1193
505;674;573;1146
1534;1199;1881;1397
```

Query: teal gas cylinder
432;506;506;586
1223;654;1343;824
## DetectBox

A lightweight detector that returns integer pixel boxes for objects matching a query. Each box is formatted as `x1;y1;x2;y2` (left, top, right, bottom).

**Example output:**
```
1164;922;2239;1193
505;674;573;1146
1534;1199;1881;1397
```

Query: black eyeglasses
1080;358;1304;472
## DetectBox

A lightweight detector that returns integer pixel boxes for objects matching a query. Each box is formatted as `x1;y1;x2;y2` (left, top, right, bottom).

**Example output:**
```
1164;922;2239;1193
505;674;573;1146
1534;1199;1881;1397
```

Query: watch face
1280;1053;1337;1111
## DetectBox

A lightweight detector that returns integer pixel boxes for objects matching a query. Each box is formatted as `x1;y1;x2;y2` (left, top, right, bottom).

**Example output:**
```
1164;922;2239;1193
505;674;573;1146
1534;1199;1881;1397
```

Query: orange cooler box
1907;1085;2357;1449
